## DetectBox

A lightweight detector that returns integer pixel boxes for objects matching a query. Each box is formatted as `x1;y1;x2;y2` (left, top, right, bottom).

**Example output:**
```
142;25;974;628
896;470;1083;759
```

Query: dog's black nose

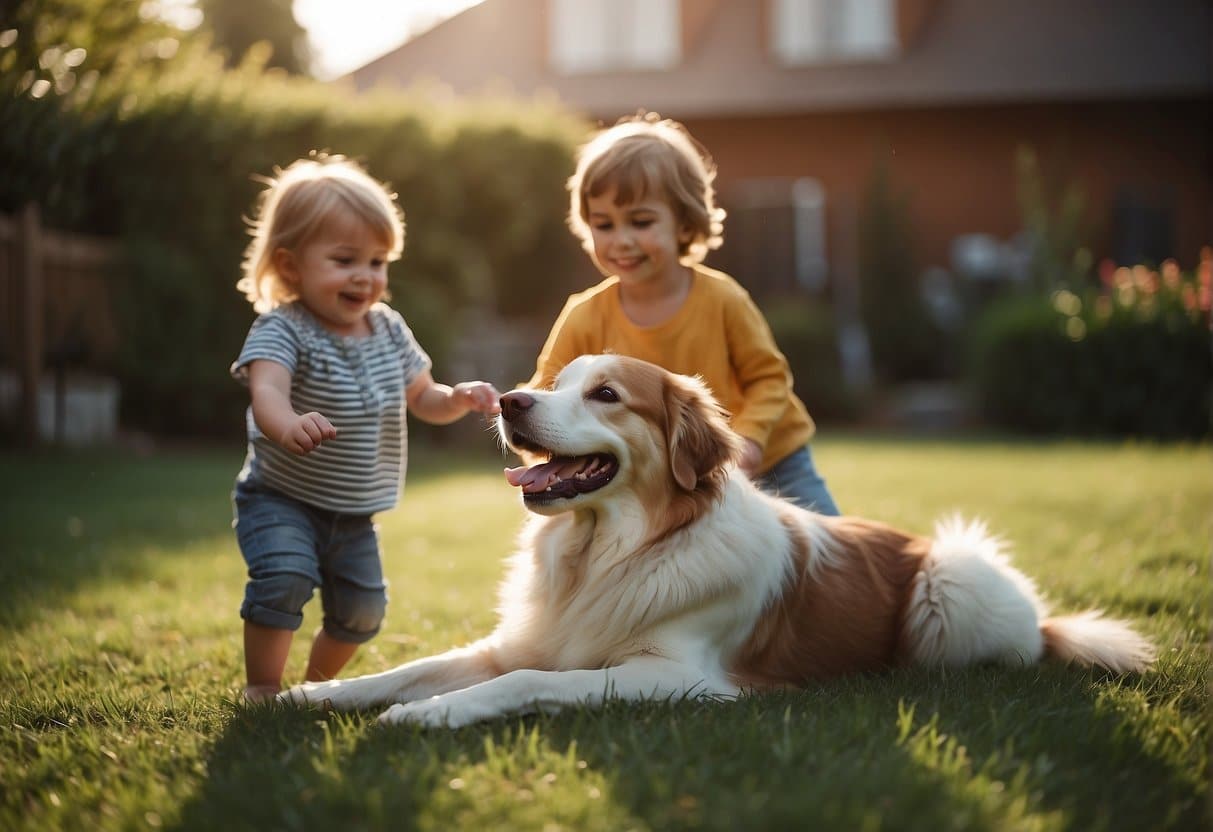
500;391;535;422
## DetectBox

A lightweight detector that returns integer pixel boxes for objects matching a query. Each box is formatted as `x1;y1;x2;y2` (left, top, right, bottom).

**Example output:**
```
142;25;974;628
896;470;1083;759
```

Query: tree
196;0;310;75
0;0;185;98
0;0;202;226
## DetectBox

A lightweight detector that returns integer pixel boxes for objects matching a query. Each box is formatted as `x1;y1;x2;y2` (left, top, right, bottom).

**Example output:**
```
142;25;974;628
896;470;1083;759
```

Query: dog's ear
664;372;739;491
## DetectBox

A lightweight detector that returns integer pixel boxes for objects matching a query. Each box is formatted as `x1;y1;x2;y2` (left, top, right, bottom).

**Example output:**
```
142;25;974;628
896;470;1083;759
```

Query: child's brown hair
238;153;405;312
567;113;725;265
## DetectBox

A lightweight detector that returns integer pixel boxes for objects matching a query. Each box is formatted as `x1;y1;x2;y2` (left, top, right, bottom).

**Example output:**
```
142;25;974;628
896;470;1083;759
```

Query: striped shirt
231;301;430;514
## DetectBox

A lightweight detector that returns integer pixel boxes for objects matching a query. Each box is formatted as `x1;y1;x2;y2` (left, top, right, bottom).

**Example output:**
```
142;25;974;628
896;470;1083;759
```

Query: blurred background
1;0;1210;450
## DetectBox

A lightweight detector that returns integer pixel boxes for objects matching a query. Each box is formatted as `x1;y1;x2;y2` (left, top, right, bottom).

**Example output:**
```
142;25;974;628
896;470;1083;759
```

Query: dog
280;354;1155;727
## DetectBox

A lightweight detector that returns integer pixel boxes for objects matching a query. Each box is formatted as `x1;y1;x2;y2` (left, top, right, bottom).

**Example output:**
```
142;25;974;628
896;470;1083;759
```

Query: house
348;0;1210;302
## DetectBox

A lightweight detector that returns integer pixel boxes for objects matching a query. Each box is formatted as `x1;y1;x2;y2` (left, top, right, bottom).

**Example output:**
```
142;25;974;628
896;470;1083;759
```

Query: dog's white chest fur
495;480;794;676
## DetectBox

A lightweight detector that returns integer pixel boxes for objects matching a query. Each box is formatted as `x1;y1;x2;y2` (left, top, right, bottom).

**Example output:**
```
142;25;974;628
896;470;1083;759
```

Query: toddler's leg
310;514;387;682
244;621;294;701
233;482;325;699
238;569;318;697
306;630;360;681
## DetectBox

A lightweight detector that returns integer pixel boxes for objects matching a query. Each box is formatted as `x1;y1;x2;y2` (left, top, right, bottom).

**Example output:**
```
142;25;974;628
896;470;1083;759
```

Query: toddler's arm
407;371;501;425
247;359;337;455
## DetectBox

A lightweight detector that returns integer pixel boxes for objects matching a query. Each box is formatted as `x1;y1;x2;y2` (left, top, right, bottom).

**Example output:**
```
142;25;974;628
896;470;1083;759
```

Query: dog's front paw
277;680;345;710
276;682;323;709
377;697;478;729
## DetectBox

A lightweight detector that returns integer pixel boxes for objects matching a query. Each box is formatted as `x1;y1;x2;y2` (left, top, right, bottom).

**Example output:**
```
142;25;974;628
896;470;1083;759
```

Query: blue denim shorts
232;479;387;643
756;444;841;515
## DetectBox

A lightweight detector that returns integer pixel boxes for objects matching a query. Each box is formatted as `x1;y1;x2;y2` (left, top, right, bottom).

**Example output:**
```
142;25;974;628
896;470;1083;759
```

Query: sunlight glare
294;0;485;80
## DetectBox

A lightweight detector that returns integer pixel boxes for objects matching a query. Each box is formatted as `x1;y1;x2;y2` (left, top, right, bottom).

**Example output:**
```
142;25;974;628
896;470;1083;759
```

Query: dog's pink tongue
504;458;588;493
504;466;531;488
504;464;552;493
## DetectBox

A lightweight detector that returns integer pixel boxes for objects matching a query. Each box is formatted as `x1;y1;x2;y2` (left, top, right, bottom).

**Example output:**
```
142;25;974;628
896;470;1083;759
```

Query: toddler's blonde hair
238;153;405;312
567;112;725;265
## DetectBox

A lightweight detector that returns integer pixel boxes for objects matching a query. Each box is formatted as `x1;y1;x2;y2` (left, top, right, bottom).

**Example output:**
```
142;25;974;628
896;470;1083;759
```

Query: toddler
529;113;839;514
230;154;500;702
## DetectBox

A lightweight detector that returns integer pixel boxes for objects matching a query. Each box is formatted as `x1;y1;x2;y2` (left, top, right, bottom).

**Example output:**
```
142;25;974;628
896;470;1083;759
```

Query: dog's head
498;355;740;516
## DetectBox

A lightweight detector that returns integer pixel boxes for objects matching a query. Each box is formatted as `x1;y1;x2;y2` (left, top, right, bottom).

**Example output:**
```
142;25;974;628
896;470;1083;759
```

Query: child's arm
725;293;798;471
247;359;337;455
407;371;501;425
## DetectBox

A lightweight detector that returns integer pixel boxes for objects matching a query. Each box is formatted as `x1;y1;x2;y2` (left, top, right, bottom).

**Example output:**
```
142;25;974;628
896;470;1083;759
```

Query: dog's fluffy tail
1040;611;1156;673
905;516;1155;674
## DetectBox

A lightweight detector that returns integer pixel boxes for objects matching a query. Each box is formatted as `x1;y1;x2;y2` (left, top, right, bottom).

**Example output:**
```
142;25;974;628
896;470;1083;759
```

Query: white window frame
549;0;681;74
771;0;898;66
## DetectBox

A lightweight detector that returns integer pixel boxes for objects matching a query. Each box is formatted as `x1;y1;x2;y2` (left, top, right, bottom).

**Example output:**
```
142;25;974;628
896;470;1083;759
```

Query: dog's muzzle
499;391;619;504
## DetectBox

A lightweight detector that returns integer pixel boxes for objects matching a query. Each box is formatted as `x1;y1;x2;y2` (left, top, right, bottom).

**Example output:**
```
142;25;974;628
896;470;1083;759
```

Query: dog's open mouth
504;432;619;503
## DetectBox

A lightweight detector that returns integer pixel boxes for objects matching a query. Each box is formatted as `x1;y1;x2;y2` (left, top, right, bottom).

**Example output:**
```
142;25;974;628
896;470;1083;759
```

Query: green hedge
763;297;859;423
969;265;1211;439
2;54;589;437
857;161;946;382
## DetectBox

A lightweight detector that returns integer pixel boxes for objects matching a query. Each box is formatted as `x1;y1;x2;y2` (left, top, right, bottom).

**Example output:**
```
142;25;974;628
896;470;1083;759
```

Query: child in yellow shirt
529;113;840;515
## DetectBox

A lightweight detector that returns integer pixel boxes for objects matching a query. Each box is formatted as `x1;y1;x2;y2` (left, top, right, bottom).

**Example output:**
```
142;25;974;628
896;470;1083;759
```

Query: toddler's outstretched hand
453;381;502;416
281;411;337;455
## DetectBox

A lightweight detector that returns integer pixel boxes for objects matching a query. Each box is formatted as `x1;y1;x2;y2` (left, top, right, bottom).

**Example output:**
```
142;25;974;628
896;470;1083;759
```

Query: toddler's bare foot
242;684;281;704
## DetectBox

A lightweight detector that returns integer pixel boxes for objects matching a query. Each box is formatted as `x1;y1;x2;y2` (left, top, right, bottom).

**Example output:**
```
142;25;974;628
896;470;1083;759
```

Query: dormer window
771;0;898;65
549;0;681;74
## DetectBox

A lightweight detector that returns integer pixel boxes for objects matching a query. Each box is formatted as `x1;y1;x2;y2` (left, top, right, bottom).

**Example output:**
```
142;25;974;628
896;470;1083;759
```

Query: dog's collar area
505;453;620;502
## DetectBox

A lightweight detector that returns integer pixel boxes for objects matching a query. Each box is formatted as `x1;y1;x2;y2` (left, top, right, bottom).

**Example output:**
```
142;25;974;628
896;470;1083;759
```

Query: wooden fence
0;204;120;445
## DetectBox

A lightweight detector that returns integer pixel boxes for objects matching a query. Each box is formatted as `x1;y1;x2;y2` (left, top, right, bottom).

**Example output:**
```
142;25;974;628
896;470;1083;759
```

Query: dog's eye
587;385;619;403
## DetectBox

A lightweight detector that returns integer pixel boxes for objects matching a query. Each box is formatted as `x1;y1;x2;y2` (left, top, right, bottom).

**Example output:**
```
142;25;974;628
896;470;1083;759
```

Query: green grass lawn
0;438;1208;831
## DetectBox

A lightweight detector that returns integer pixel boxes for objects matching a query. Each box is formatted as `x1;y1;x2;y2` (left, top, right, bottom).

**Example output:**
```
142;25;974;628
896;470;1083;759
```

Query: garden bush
763;297;859;422
969;254;1211;439
857;161;946;383
2;40;589;436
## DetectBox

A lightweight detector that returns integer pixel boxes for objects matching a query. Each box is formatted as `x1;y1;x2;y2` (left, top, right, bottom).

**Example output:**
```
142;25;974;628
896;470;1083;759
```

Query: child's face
278;216;390;336
585;186;691;287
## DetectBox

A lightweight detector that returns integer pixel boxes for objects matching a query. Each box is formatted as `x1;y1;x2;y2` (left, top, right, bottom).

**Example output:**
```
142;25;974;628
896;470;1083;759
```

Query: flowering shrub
1045;250;1211;343
969;250;1211;439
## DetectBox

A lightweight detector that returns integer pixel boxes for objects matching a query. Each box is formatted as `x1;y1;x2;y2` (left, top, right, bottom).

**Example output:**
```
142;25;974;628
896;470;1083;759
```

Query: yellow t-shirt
528;264;815;474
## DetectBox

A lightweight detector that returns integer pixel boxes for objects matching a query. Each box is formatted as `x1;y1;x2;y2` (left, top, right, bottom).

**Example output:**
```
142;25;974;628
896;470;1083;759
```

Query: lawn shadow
166;701;450;830
529;692;1029;831
167;698;635;829
522;666;1202;830
848;665;1204;830
167;663;1200;831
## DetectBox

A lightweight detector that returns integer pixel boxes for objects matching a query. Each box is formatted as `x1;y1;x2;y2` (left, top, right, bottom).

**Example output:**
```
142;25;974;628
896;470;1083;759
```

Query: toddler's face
585;187;690;286
282;217;390;336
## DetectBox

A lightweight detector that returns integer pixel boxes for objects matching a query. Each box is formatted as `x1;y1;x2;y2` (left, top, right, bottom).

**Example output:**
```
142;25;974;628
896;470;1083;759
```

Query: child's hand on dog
452;381;502;416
